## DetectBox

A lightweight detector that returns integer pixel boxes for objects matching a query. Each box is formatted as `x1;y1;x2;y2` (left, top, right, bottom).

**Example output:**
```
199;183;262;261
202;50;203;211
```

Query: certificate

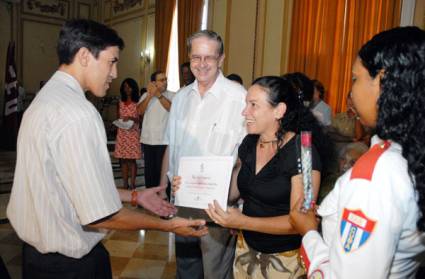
175;156;233;210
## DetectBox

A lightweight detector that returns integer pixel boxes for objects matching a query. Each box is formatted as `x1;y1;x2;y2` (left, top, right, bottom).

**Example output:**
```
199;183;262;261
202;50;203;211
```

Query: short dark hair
187;30;224;56
150;71;164;82
312;79;325;99
57;19;124;65
227;73;243;85
120;78;139;103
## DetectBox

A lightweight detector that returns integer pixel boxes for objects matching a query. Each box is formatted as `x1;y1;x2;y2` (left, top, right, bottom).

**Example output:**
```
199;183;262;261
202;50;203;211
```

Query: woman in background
114;78;142;190
290;26;425;278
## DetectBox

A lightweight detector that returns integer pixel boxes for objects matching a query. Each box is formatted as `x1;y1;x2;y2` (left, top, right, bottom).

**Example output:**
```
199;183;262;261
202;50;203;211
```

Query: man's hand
289;198;319;236
154;89;162;98
146;82;157;97
137;185;176;217
168;217;208;237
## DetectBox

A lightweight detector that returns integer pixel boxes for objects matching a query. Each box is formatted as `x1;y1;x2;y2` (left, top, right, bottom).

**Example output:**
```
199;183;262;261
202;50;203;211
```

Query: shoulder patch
350;141;390;181
340;208;376;252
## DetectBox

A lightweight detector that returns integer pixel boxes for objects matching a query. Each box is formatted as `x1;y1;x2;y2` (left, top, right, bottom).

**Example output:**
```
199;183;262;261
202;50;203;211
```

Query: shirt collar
190;71;225;99
370;134;402;152
53;70;85;98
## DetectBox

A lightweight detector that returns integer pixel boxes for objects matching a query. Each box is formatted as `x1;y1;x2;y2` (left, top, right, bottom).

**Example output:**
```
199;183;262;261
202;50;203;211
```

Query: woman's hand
205;200;245;229
168;217;209;237
171;176;181;196
289;198;319;236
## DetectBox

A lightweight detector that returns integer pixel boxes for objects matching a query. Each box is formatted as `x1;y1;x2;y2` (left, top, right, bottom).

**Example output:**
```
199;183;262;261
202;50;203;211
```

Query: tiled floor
0;219;177;279
104;215;177;279
0;149;177;279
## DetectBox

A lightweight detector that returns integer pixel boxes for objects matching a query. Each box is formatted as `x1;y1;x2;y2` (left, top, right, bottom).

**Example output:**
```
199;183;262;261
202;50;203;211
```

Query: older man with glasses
161;30;247;279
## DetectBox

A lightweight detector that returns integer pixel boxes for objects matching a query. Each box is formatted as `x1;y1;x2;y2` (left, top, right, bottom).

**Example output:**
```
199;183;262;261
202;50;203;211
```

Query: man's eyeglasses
189;55;219;64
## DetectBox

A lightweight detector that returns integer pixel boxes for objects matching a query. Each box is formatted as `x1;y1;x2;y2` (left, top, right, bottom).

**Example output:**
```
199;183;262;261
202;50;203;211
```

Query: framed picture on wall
111;0;144;17
23;0;70;20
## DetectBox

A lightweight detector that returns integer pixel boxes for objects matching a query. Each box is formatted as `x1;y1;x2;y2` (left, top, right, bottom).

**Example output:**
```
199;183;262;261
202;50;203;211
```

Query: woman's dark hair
282;72;314;106
120;78;139;103
57;19;124;65
252;76;333;171
312;79;325;100
358;26;425;231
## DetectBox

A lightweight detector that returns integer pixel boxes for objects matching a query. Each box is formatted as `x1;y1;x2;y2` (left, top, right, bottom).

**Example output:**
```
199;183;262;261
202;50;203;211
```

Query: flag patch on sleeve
340;208;376;252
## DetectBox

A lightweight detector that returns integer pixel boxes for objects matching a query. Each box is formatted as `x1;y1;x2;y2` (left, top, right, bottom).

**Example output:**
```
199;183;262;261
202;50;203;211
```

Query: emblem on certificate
175;156;233;210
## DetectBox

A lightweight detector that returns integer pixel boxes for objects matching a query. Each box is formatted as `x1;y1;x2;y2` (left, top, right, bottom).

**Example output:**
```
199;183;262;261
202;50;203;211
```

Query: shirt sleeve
237;135;252;162
138;93;148;104
301;167;404;278
51;116;122;225
164;91;175;101
164;95;178;146
323;105;332;126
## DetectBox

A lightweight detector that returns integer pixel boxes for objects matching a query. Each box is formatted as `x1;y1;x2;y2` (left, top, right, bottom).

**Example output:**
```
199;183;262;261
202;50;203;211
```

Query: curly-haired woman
290;26;425;278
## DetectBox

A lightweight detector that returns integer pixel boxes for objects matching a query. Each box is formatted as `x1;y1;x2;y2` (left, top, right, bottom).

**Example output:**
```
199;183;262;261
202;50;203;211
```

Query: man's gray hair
187;30;224;56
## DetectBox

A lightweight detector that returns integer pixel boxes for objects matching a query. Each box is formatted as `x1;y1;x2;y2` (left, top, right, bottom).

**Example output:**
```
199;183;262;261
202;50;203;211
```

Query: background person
311;79;332;126
327;92;365;147
180;62;195;87
114;78;141;190
138;71;174;193
227;73;244;86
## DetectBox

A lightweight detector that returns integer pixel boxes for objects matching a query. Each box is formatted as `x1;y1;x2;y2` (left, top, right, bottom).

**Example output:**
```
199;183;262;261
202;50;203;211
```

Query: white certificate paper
175;156;233;210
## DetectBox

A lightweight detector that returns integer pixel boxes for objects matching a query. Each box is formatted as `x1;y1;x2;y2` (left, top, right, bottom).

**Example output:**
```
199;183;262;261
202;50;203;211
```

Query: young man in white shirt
7;19;207;279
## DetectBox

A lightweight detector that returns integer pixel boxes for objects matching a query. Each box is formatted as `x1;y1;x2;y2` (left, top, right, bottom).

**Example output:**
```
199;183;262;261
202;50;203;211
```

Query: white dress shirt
140;90;175;145
165;71;247;180
7;71;122;258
